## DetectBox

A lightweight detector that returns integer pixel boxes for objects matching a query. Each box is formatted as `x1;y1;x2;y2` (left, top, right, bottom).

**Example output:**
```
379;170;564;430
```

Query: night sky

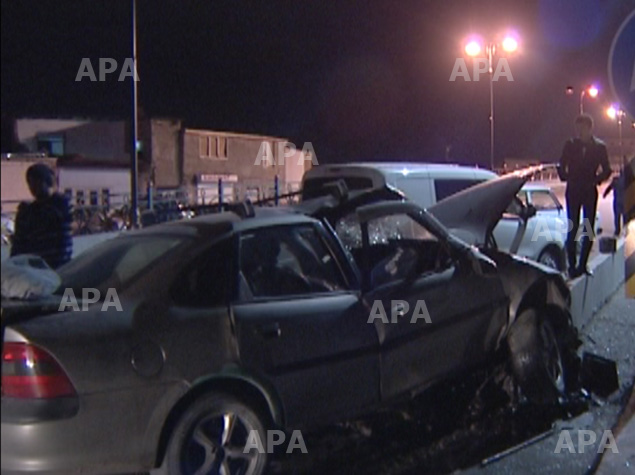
2;0;634;167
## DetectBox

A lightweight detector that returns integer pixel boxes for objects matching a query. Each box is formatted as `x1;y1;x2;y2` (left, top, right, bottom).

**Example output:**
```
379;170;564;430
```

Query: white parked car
519;183;601;235
493;185;568;271
302;163;574;271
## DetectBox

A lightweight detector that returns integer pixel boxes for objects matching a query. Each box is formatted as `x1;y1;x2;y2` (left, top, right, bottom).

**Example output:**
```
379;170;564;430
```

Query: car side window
171;239;232;307
434;178;486;202
239;225;346;299
505;196;524;215
517;191;528;205
529;190;559;211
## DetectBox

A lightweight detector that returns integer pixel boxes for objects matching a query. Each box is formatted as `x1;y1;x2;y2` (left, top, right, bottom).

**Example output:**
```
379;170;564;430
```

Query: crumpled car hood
428;173;528;246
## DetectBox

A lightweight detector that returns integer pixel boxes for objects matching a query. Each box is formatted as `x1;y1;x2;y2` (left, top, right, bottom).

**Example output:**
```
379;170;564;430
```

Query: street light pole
130;0;139;228
579;90;586;115
617;110;624;160
464;34;517;171
488;43;495;171
607;105;626;160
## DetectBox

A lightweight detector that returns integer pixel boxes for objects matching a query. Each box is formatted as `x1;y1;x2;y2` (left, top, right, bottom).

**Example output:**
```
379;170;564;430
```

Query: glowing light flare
502;36;518;53
607;105;625;120
587;86;599;98
465;40;482;57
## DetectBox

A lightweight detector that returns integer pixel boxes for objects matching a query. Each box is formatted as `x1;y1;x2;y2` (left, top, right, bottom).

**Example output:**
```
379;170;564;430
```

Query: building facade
11;117;311;205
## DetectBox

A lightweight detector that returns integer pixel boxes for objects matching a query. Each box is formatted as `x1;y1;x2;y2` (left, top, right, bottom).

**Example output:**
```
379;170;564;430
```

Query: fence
1;177;303;236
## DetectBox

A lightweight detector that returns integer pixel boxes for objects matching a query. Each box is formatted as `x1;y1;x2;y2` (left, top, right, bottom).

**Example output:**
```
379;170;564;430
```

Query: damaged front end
486;250;582;401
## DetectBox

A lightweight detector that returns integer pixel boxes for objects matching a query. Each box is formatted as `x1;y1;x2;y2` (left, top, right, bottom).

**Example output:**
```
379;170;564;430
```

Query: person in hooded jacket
11;163;72;268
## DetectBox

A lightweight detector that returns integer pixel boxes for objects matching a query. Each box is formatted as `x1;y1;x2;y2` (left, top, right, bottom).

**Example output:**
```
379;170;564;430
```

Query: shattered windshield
335;213;438;250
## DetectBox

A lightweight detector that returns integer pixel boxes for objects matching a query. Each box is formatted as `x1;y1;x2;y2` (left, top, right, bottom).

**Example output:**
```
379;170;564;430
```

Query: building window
36;134;64;156
217;137;227;158
199;136;211;158
101;189;110;208
90;190;99;206
199;135;227;160
76;190;85;207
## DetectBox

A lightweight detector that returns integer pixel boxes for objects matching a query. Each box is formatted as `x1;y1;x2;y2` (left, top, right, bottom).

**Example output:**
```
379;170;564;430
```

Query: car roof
521;182;554;191
130;206;317;239
304;162;497;179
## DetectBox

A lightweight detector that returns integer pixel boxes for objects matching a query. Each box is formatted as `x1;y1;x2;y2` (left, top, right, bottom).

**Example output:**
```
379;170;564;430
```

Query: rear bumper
1;397;79;424
1;384;181;474
1;406;144;474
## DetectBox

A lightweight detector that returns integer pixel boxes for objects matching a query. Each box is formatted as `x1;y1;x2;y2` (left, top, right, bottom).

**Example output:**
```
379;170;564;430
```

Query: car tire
166;392;269;475
537;247;564;271
507;309;566;404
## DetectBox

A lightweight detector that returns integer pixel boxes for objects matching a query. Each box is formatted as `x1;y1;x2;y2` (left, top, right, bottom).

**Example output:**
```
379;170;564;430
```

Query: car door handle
257;322;281;339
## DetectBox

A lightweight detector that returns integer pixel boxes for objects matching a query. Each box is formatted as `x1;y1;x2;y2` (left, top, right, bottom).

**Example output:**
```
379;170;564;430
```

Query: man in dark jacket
559;114;611;278
11;163;72;268
603;156;628;235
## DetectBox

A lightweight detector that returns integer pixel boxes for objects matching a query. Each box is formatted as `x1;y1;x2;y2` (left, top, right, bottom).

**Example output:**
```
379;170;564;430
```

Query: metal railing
2;177;303;235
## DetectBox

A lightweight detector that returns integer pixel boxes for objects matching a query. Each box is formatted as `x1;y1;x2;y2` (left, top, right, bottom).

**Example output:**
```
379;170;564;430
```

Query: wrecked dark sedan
1;174;579;475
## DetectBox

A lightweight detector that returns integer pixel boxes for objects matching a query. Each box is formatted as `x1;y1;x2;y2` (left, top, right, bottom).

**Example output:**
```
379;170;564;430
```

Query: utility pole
130;0;139;227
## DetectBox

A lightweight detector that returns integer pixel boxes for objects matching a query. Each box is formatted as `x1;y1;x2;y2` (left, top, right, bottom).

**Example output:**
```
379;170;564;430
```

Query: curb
594;383;635;474
569;239;626;329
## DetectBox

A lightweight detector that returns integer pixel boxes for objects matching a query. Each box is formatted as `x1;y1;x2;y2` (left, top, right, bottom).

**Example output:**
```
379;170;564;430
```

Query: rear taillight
2;342;76;398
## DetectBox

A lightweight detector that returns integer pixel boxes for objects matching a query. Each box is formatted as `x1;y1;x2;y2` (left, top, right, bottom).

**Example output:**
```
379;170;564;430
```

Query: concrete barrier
1;231;120;263
570;239;625;328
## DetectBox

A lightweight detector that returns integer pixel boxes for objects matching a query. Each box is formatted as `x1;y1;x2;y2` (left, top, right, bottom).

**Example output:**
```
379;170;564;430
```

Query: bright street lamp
579;85;599;114
502;36;518;53
606;105;618;120
463;33;519;170
606;104;626;158
465;40;481;57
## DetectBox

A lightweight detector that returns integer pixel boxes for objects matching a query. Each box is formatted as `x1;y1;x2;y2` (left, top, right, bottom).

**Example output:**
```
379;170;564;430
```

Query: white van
302;162;567;270
302;162;496;208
